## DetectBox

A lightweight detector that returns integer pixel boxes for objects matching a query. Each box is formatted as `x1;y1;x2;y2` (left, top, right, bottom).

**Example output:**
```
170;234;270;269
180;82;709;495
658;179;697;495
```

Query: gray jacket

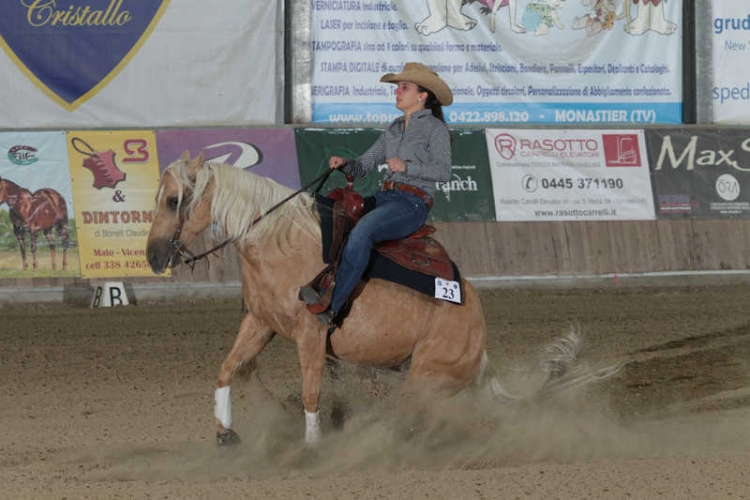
342;109;451;197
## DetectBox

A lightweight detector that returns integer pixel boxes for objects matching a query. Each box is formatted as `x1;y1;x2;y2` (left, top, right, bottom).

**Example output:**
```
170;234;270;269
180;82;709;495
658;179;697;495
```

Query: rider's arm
342;132;386;178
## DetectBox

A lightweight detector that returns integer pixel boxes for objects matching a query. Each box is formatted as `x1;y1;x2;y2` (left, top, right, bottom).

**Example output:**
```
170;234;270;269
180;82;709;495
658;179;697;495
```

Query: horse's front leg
13;227;27;270
295;323;328;444
215;312;274;446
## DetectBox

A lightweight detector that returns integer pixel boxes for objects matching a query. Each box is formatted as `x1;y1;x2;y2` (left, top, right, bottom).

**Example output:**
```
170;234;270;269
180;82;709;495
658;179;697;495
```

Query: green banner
296;128;385;197
432;129;495;222
295;128;495;221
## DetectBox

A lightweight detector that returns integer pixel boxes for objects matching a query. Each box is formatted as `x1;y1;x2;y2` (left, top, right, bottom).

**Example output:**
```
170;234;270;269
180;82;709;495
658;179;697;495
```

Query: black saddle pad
315;195;463;305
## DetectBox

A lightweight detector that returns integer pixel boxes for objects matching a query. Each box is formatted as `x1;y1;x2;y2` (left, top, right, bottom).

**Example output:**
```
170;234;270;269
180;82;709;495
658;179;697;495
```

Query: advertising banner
296;128;387;196
709;4;750;123
0;0;282;128
310;0;682;125
646;129;750;218
66;130;163;278
486;128;655;221
0;131;79;278
432;129;495;221
156;128;301;189
296;128;495;221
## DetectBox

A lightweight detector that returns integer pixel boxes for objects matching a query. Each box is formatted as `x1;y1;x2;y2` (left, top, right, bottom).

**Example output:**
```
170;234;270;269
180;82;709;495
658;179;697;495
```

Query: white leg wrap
214;386;232;429
305;410;321;444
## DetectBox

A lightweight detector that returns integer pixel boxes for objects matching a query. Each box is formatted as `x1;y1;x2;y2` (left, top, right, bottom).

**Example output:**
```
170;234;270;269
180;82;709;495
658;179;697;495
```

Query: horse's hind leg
29;231;39;270
57;221;69;270
43;229;56;270
397;300;486;437
215;312;274;446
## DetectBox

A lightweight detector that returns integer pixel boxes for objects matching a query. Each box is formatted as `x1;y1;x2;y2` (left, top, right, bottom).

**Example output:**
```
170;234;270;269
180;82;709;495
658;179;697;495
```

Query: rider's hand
329;156;348;170
386;158;406;173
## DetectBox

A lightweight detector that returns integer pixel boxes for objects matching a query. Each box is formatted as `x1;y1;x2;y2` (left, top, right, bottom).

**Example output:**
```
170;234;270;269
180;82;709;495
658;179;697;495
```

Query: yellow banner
66;130;167;278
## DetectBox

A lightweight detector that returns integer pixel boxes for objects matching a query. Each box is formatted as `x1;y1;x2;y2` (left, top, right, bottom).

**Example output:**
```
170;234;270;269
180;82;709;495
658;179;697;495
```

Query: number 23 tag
434;277;462;304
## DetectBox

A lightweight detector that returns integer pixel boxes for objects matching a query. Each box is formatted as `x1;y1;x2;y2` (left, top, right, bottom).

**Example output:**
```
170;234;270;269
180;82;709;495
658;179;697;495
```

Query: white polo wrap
305;410;321;444
214;386;232;429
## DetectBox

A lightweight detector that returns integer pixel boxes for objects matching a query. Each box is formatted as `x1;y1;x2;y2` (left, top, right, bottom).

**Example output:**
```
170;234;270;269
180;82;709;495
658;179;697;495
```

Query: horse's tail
476;350;523;403
476;330;622;404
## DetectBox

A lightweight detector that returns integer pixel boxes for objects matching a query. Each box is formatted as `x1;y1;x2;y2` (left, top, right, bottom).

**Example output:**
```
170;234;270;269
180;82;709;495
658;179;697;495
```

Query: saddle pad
316;196;464;305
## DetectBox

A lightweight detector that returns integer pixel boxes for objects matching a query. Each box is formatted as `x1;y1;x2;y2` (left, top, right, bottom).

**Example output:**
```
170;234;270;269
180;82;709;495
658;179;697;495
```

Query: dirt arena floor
2;284;750;499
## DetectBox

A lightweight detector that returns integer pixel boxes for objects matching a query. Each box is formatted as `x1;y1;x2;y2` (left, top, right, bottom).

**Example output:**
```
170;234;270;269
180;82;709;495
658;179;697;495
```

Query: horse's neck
238;212;323;299
0;182;30;208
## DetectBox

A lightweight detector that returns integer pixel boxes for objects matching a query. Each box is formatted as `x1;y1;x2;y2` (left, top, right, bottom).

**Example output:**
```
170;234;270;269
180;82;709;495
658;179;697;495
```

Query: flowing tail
477;330;622;403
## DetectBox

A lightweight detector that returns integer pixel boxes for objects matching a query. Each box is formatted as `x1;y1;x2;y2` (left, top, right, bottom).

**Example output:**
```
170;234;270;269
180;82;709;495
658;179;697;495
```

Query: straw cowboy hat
380;62;453;106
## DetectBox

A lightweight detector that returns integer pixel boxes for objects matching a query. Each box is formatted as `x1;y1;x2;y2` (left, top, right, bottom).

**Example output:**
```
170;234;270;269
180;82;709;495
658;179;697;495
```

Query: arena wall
4;217;750;305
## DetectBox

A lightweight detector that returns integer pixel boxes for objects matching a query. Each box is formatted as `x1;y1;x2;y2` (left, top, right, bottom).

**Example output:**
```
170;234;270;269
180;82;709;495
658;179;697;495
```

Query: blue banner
0;0;170;110
310;1;683;125
313;102;682;125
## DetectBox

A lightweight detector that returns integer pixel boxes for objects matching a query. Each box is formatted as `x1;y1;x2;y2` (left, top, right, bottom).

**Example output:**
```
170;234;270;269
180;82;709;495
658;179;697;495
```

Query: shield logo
0;1;170;111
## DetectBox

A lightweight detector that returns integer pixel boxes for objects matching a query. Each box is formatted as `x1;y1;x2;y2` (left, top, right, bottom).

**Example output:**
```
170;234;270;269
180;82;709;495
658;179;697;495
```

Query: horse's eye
167;196;179;211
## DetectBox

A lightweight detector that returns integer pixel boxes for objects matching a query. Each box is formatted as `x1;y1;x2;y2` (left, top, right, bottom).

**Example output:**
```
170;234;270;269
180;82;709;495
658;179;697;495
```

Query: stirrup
315;308;336;327
299;285;333;314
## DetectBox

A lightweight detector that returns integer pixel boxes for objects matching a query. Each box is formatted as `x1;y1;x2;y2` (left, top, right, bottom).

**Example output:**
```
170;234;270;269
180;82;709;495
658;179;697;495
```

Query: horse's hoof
217;429;241;446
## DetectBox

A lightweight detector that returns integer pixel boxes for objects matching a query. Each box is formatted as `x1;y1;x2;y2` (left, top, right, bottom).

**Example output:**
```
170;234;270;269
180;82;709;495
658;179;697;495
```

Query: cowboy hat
380;62;453;106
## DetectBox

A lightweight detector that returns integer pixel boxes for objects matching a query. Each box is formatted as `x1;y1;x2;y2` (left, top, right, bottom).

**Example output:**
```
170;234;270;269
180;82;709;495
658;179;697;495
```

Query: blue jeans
330;189;430;314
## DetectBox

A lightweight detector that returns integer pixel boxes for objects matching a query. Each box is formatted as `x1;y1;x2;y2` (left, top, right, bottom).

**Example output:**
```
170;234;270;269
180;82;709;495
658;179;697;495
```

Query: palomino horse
146;153;617;445
0;176;69;271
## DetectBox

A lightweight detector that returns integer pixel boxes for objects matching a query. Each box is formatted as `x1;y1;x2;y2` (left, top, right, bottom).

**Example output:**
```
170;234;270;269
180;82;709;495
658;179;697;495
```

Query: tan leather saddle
329;183;454;281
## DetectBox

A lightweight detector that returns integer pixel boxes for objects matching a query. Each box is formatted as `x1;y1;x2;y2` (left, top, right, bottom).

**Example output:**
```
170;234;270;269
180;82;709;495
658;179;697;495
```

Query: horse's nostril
146;244;166;273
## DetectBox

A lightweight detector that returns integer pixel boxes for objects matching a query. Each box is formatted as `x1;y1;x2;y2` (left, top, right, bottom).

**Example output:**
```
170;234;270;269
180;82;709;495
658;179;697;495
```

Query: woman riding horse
301;62;453;327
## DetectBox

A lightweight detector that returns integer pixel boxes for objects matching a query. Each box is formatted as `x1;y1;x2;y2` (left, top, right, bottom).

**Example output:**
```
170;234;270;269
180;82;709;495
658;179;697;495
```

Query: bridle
167;168;333;270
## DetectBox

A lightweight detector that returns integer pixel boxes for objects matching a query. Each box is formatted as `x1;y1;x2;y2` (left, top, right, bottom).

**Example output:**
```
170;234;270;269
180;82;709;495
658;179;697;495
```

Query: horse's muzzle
146;238;181;274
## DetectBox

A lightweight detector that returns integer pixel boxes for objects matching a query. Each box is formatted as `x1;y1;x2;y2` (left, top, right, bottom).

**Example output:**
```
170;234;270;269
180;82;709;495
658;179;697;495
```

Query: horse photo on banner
0;131;79;278
66;130;163;278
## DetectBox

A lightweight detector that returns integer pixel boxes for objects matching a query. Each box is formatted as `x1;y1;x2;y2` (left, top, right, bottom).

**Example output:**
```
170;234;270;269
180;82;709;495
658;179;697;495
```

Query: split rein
169;169;333;271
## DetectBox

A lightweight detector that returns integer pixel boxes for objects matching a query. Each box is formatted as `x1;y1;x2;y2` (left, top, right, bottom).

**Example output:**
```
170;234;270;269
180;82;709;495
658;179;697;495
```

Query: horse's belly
328;325;415;367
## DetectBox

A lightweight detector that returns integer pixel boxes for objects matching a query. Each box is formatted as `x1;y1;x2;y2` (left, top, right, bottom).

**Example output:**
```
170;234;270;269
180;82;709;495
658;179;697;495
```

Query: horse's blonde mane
164;159;320;245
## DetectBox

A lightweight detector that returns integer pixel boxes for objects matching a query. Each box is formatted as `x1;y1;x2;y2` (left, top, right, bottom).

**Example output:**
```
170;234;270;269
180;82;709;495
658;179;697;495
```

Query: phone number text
537;177;625;189
99;260;151;270
448;110;530;124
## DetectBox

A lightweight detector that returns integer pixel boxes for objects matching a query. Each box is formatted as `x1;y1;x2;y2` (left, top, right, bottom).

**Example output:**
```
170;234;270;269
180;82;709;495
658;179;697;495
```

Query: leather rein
168;169;333;270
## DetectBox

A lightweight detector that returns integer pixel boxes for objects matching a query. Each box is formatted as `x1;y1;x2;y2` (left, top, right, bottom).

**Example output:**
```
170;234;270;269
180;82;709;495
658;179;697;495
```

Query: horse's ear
180;150;190;161
186;151;204;177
